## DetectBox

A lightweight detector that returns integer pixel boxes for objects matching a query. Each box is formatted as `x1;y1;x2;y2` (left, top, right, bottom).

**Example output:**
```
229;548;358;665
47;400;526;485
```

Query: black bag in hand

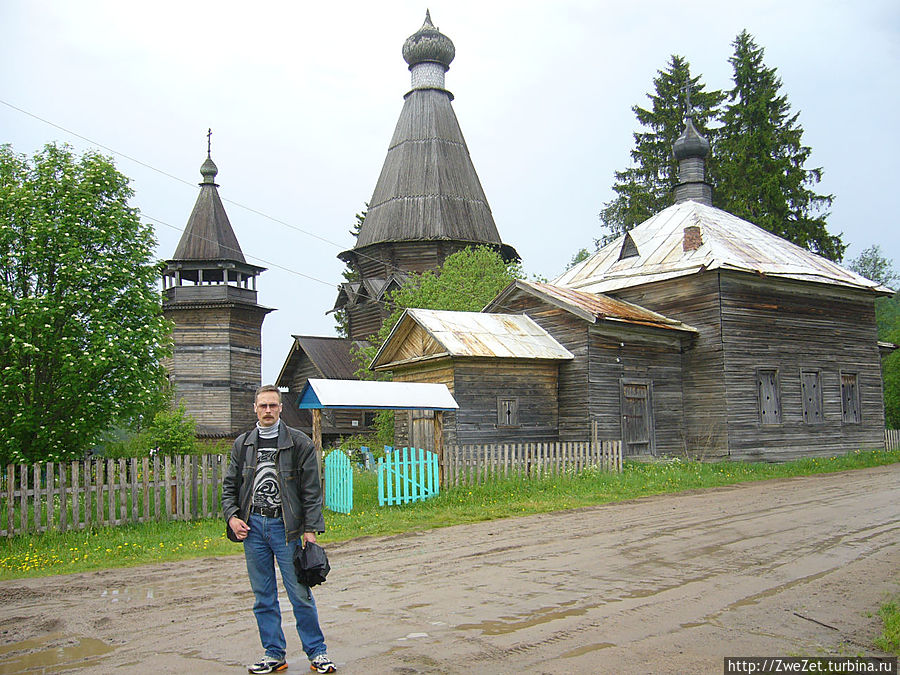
294;541;331;587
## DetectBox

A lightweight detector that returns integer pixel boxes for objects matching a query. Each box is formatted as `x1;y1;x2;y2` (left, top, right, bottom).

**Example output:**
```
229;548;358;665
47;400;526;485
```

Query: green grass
876;597;900;655
1;447;898;581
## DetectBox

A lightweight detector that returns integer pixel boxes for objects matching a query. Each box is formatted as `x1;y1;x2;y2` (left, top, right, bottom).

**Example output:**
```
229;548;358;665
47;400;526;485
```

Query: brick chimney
683;225;703;251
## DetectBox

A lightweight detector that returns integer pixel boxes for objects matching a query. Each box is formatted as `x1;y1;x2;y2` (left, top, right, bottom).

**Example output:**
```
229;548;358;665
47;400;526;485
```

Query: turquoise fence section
324;450;353;514
377;447;440;506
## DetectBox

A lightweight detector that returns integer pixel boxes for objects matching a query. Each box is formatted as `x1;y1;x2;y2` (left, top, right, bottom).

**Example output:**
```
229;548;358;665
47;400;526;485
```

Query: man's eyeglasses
256;403;281;410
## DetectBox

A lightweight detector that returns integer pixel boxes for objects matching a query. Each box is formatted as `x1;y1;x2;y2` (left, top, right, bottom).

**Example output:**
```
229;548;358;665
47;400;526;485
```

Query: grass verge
876;596;900;655
1;447;898;581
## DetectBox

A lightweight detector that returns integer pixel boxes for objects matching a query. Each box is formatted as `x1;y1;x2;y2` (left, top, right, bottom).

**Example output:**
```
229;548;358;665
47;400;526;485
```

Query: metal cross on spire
207;128;212;157
681;82;693;118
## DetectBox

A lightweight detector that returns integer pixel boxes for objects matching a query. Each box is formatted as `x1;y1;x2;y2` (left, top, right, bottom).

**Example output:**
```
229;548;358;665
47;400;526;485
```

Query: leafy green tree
848;245;899;289
0;143;171;464
350;245;523;442
353;245;524;378
883;328;900;429
334;206;367;338
715;31;843;261
598;55;723;244
566;248;591;271
146;401;197;455
848;245;900;338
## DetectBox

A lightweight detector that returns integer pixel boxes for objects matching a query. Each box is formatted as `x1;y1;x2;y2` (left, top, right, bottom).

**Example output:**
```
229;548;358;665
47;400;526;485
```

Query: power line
2;97;528;317
145;214;338;290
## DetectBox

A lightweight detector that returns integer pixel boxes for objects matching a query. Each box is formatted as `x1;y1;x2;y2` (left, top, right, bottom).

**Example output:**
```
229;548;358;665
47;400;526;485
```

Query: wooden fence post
434;411;444;487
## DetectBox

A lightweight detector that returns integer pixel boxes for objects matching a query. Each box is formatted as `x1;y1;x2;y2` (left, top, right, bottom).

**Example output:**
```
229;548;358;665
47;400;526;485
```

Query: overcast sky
3;0;898;384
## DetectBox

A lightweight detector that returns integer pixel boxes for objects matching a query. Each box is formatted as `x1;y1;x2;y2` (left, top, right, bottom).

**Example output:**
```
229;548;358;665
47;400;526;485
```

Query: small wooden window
800;370;823;425
498;398;519;427
841;372;861;424
757;369;782;425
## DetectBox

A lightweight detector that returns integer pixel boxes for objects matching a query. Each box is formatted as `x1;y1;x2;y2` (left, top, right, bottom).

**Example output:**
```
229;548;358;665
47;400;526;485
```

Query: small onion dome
200;155;219;184
402;10;455;70
673;115;710;161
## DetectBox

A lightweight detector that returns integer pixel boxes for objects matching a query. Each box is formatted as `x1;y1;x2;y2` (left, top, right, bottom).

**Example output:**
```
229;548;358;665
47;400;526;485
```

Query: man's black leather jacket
222;423;326;543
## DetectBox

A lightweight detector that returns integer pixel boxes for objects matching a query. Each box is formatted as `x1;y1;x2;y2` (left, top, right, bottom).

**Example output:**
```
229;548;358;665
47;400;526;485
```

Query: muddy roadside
1;464;898;674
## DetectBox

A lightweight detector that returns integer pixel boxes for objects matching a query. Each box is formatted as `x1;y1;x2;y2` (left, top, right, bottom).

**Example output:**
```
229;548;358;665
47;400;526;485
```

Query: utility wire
3;97;530;316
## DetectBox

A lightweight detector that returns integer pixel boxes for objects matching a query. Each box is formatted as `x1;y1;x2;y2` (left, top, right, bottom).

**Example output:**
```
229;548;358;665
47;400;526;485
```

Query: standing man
223;385;337;674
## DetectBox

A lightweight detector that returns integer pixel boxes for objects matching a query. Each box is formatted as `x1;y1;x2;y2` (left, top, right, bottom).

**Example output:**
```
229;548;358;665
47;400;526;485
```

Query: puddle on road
561;643;615;658
0;632;115;674
454;600;596;636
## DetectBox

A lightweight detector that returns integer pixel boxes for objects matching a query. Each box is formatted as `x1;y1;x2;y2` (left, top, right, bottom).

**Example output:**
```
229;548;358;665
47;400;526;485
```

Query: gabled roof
371;308;573;370
172;156;246;263
554;200;894;296
275;336;366;387
298;378;458;410
486;280;698;333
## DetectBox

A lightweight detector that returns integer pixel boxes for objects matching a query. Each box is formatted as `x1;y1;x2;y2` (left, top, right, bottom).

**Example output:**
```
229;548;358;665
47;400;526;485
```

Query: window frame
799;368;824;425
840;370;861;424
497;396;520;428
756;368;782;426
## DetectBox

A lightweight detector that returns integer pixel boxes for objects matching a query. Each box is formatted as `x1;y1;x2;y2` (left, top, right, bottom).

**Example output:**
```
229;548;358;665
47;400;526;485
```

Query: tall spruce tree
715;30;843;261
333;206;366;338
598;55;723;245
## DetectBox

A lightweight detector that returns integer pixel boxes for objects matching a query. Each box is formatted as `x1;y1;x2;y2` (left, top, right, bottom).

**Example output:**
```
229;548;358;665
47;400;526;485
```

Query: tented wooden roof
342;85;518;261
172;156;246;263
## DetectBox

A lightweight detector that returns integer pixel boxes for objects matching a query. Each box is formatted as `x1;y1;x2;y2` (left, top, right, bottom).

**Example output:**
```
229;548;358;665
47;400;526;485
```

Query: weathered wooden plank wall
719;274;886;461
163;304;264;435
615;272;728;457
488;295;591;442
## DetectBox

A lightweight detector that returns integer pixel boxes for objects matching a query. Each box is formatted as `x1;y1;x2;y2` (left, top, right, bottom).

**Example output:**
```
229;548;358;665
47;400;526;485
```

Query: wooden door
621;380;653;456
409;410;435;450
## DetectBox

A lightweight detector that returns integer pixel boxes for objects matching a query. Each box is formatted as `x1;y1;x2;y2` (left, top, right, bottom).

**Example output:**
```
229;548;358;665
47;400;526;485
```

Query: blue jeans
243;513;327;661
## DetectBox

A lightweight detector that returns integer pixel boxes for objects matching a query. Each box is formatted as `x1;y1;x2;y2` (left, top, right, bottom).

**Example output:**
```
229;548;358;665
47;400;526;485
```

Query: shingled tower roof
340;12;518;263
172;152;246;262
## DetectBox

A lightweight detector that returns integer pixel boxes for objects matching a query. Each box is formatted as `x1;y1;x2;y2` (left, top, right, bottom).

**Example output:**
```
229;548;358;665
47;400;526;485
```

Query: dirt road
1;464;898;674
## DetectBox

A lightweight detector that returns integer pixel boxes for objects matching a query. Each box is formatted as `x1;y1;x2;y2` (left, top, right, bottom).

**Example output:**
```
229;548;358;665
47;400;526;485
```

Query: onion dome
200;154;219;184
402;10;455;70
673;115;710;161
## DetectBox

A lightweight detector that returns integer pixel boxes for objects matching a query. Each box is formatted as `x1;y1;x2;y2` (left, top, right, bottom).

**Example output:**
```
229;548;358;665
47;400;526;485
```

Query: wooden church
373;109;892;461
161;14;891;460
276;12;519;443
162;150;271;437
332;11;519;341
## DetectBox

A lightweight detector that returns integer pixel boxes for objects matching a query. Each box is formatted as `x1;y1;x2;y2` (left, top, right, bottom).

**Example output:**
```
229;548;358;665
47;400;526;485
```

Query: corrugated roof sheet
554;200;894;295
374;308;574;368
488;280;698;333
298;378;458;410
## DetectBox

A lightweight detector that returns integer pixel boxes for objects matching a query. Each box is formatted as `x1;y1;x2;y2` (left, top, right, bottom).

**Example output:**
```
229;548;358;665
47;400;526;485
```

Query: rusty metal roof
487;280;698;333
555;201;894;296
372;308;574;369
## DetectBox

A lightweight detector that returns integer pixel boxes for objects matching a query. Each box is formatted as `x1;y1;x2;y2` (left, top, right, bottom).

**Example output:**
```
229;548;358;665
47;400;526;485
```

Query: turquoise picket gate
324;450;353;514
377;447;440;506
